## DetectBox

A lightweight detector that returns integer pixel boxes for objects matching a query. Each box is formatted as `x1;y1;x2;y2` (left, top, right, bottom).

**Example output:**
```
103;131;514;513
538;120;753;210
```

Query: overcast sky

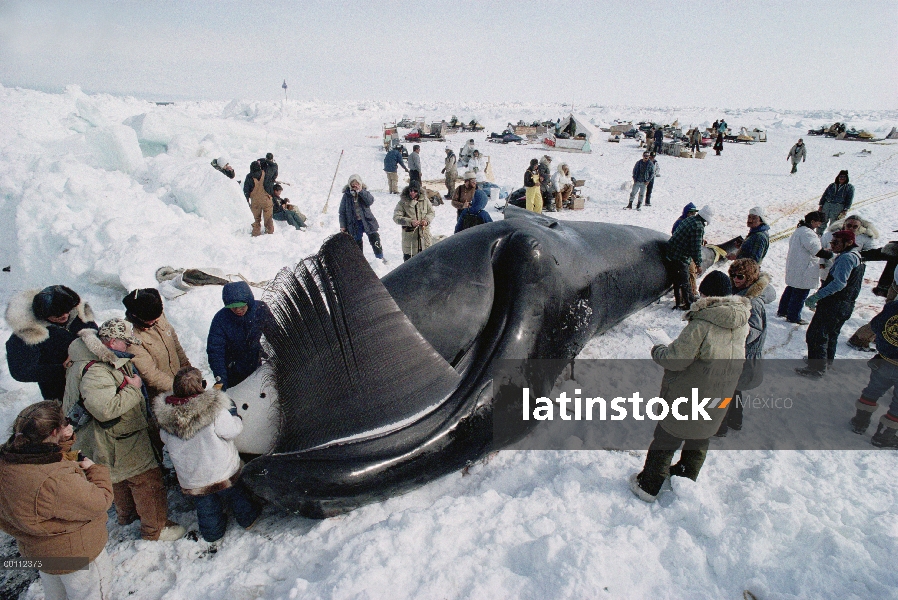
1;0;895;109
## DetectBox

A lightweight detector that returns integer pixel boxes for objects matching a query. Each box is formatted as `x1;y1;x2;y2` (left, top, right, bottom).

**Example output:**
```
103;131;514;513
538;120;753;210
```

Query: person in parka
441;147;458;200
817;170;855;233
538;155;554;212
716;259;775;436
206;281;272;391
454;180;493;233
778;211;828;324
243;161;274;237
393;181;435;261
154;367;261;542
551;163;573;210
5;285;98;401
631;271;750;502
62;319;185;541
729;206;771;265
123;288;192;399
0;401;114;596
653;127;664;153
339;174;386;262
787;138;807;174
383;147;409;194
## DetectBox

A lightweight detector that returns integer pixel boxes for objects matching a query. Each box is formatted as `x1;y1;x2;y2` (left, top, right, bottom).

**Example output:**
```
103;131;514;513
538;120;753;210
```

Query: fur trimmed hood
5;289;94;346
685;295;751;329
826;216;879;240
153;389;231;441
740;272;771;300
71;328;118;365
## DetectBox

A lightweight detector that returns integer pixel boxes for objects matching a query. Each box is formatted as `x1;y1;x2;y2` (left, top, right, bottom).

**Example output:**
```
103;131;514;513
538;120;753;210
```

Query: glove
815;249;834;259
213;383;224;391
805;295;819;310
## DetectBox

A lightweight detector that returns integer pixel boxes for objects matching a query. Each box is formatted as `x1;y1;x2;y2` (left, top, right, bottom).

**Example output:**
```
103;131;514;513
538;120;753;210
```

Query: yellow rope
768;189;898;244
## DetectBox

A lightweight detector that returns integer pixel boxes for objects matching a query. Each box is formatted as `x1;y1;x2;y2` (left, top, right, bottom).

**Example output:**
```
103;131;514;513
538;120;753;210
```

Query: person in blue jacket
206;282;272;391
383;148;409;194
850;299;898;447
455;186;492;233
728;207;771;265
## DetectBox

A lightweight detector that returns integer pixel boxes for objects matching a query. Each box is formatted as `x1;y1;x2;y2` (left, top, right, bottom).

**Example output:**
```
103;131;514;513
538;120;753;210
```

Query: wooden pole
321;149;344;214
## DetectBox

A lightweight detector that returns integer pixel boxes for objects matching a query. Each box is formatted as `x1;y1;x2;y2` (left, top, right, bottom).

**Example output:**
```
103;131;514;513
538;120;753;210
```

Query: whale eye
242;404;249;411
260;392;266;398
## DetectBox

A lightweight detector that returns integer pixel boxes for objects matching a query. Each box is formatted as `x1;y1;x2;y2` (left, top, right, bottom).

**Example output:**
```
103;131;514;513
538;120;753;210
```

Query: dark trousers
193;482;261;543
645;180;654;205
409;170;421;184
777;286;810;322
716;389;744;436
353;220;383;259
638;424;710;496
806;306;852;371
669;260;695;307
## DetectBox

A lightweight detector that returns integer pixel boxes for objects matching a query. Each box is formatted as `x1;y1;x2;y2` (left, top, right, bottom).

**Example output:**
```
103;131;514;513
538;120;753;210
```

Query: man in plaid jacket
665;205;713;309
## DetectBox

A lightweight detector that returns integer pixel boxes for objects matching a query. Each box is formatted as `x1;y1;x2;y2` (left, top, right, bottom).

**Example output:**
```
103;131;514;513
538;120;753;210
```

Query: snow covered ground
1;84;897;599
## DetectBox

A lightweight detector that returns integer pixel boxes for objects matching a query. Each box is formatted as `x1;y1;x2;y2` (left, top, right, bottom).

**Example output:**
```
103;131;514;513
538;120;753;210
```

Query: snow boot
624;203;633;210
850;409;872;434
795;366;825;379
629;473;658;503
871;414;898;448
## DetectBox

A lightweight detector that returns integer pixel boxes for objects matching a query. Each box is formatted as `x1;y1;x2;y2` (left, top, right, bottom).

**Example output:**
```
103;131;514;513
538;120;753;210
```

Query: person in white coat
819;215;879;281
154;367;261;543
551;163;573;210
778;211;827;324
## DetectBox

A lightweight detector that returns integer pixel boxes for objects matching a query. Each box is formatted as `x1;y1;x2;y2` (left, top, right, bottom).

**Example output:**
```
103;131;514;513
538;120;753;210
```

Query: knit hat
122;288;163;323
216;156;228;167
98;318;142;345
32;285;80;320
697;205;713;224
698;271;732;298
832;230;856;245
748;206;768;225
463;170;477;180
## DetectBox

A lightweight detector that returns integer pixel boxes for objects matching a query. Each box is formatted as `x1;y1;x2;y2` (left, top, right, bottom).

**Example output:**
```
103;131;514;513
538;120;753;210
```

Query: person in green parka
630;271;751;502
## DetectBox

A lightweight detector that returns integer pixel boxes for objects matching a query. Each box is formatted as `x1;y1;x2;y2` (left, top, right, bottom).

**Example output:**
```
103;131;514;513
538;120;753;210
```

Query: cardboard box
573;179;586;187
695;150;707;159
571;196;587;210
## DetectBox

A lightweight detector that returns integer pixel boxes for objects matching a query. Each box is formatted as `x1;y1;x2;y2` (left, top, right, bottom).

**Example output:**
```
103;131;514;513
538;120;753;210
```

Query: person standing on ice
625;151;655;210
653;127;664;154
817;170;855;233
441;147;457;201
408;145;423;185
665;205;712;309
393;181;435;262
778;211;828;325
207;282;272;392
795;230;865;379
259;153;278;195
787;138;807;174
5;285;98;401
524;159;543;213
643;153;659;207
716;259;774;437
339;174;386;263
383;147;409;194
630;271;750;503
848;300;898;447
243;161;274;236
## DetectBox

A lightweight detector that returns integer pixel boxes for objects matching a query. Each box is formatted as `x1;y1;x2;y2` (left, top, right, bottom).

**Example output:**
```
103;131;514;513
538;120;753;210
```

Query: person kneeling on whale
154;367;261;543
630;271;750;503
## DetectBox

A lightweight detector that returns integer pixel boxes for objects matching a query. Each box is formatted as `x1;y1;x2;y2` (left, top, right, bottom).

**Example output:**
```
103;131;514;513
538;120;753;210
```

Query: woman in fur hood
5;285;97;400
820;214;879;281
338;174;385;263
631;271;750;503
154;367;260;543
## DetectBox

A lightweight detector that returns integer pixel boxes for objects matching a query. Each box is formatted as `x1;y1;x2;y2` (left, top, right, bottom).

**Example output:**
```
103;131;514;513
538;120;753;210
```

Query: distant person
442;147;458;200
408;145;422;185
551;163;573;211
383;147;409;194
257;153;278;194
524;159;543;213
625;151;655;211
0;401;114;599
154;367;261;543
817;170;855;233
787;138;807;174
713;132;724;156
717;119;728;135
689;128;702;153
5;285;98;401
653;127;664;154
778;211;828;324
212;157;235;179
243;161;274;236
207;281;272;391
339;174;386;263
538;155;554;212
393;181;434;261
643;153;659;207
459;139;476;167
271;184;306;230
796;230;865;379
63;319;186;542
469;150;487;187
630;271;750;503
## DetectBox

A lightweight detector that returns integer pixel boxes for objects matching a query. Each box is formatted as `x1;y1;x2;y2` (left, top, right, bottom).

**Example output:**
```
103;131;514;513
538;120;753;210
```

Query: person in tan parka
393;181;435;261
62;319;185;542
0;401;113;598
631;271;750;502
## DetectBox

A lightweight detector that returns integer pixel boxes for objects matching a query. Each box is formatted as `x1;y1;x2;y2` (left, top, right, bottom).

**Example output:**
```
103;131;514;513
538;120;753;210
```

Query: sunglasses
731;274;746;281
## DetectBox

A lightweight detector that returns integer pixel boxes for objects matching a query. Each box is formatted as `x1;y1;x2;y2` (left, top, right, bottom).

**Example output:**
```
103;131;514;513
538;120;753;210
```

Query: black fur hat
122;288;163;323
32;285;80;320
698;271;733;298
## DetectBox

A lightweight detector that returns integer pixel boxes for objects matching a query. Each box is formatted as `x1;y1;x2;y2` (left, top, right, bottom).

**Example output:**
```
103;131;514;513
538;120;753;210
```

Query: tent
546;114;597;153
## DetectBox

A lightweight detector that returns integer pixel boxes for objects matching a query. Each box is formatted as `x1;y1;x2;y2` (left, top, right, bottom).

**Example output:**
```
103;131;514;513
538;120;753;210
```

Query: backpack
460;212;485;231
66;361;122;430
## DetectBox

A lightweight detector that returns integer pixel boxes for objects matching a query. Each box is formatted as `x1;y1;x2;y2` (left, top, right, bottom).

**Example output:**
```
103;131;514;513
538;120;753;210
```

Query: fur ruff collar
684;295;751;320
78;329;118;364
153;389;231;441
5;289;94;346
826;217;879;240
739;272;771;300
